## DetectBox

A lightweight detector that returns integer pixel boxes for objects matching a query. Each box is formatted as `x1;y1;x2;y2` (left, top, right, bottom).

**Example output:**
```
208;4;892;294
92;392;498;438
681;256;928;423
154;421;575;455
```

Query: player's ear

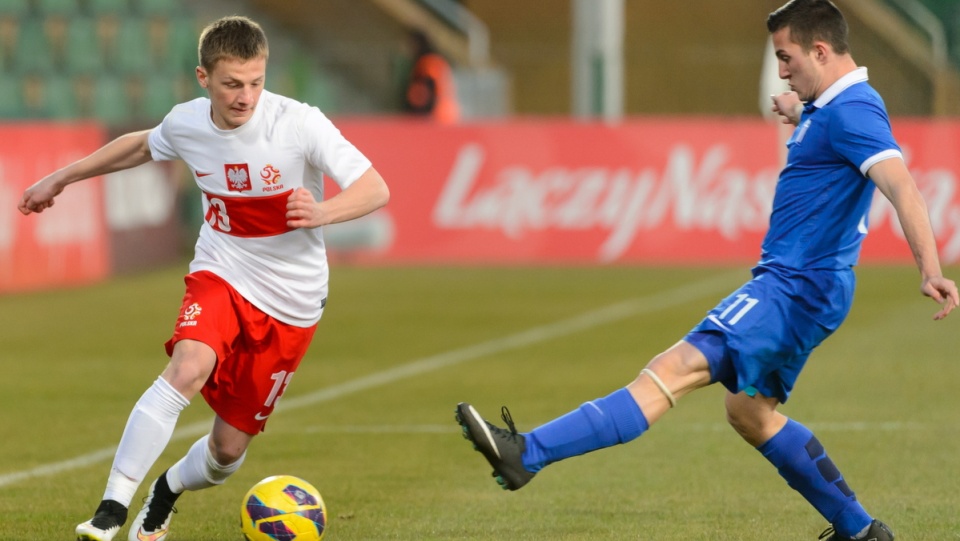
196;66;208;88
812;41;829;63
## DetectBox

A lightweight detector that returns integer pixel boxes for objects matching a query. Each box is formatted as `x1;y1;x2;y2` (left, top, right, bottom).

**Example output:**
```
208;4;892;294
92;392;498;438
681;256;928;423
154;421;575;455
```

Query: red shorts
166;271;317;435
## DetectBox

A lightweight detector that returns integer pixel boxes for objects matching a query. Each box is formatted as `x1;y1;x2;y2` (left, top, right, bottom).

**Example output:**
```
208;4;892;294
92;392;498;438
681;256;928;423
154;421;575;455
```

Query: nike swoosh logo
254;412;270;420
136;528;168;541
706;314;731;331
195;171;214;177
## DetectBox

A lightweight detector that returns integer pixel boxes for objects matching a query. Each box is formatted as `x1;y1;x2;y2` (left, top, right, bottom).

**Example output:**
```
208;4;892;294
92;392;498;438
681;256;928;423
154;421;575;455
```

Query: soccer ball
240;475;327;541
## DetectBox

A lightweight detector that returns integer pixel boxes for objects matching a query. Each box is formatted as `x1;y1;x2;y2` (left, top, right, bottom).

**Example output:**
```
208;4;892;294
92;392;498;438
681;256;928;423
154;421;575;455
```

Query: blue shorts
684;265;854;403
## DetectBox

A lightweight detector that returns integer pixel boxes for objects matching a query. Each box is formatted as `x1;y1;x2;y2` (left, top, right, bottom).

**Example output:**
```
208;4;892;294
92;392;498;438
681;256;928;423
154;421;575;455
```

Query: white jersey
148;90;372;327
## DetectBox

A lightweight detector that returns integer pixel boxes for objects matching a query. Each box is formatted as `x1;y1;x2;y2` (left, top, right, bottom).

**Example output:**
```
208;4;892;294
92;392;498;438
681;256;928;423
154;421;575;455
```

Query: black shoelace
499;406;520;439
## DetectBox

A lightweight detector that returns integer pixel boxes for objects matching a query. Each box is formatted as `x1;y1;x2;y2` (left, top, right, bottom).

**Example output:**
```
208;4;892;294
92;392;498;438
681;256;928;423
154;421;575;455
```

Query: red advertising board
332;118;960;266
3;118;958;294
0;123;110;292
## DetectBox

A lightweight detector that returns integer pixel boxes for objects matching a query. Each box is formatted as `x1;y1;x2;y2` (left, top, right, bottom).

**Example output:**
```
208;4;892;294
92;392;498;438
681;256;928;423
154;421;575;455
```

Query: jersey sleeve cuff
860;149;903;176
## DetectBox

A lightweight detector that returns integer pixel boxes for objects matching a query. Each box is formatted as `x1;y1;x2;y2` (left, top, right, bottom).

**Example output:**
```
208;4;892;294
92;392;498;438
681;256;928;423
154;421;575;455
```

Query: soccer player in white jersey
18;16;389;541
455;1;957;540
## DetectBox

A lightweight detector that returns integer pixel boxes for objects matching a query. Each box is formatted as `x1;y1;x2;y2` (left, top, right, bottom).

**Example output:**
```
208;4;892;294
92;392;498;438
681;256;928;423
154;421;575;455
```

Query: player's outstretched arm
869;158;959;320
286;166;389;229
18;130;154;215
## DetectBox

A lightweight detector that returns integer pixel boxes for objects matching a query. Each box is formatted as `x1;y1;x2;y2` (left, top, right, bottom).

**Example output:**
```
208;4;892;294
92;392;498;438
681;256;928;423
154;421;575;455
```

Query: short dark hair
767;0;850;55
198;16;269;72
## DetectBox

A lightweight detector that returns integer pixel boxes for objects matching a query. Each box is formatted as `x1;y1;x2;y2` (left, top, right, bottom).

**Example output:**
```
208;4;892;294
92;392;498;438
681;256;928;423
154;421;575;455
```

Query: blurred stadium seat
43;73;79;118
87;0;129;16
136;0;176;17
1;0;956;125
0;0;295;127
64;16;104;74
0;0;29;16
14;17;55;73
114;16;149;74
0;0;197;126
91;73;130;124
37;0;78;16
140;71;178;120
0;75;22;117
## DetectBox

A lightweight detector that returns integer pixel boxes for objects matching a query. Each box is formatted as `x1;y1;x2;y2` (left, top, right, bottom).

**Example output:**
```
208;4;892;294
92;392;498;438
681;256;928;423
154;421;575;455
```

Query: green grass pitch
1;264;958;540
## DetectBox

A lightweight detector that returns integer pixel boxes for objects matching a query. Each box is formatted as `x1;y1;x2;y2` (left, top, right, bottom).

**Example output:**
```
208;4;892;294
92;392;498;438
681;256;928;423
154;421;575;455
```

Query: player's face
772;27;823;103
198;55;267;130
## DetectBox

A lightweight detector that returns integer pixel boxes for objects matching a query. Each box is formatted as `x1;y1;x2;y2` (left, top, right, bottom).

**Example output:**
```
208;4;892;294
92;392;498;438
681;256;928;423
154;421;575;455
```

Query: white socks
167;434;246;493
103;377;189;506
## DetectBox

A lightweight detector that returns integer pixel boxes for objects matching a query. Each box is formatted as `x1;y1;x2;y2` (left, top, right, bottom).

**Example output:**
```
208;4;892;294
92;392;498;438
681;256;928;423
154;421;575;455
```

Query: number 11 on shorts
717;294;759;326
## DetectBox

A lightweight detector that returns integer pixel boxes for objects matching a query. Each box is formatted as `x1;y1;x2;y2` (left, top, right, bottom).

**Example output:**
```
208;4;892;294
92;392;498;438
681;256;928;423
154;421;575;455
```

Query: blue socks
521;388;648;473
758;419;872;538
519;392;871;538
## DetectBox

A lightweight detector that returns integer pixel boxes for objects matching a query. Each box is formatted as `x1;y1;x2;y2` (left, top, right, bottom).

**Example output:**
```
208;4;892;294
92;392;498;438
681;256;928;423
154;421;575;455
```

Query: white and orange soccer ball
240;475;327;541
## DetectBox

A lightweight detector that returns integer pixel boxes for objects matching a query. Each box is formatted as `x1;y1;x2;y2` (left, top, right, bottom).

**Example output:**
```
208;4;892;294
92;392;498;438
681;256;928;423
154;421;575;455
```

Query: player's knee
164;341;217;395
208;436;247;467
725;407;758;440
724;396;781;446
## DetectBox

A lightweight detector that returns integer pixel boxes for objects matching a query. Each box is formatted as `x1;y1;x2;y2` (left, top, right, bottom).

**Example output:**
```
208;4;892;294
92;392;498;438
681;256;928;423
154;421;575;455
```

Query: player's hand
921;275;959;320
286;187;325;229
18;177;64;215
771;91;803;126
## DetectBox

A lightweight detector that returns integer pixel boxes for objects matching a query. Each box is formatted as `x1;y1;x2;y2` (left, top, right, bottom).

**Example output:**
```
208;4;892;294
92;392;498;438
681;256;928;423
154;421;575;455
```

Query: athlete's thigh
686;271;802;398
202;313;317;435
165;270;244;362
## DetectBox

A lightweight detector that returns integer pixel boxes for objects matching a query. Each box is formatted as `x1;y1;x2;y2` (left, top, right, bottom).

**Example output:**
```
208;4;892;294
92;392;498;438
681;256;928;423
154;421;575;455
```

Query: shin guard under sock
757;419;872;538
522;388;648;472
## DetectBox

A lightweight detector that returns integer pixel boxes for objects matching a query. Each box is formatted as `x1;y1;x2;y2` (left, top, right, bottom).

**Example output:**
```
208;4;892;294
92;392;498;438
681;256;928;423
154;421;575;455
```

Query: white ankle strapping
641;368;676;408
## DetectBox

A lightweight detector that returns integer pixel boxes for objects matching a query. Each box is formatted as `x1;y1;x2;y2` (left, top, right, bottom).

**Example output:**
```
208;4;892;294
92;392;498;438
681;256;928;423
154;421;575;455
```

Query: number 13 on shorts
254;370;294;421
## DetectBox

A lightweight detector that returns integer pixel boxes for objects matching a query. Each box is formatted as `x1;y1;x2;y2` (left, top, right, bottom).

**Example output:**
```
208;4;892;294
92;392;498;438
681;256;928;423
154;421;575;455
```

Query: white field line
0;271;741;489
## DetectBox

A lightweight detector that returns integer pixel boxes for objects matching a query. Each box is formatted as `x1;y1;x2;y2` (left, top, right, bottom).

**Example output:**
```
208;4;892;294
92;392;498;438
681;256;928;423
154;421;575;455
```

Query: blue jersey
687;68;903;402
759;68;901;271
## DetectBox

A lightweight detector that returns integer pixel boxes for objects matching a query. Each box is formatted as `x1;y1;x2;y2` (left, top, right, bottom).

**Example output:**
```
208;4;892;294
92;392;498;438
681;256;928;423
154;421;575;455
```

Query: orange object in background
0;123;110;293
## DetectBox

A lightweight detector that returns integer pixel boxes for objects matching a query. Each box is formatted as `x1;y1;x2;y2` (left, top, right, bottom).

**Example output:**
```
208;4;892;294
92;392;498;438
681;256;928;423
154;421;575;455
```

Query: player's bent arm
286;166;389;229
771;91;802;126
18;130;154;215
869;157;959;319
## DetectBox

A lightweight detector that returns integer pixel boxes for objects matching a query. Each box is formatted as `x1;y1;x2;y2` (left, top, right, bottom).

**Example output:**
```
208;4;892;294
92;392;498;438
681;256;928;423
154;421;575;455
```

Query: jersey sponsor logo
260;164;285;192
225;164;252;192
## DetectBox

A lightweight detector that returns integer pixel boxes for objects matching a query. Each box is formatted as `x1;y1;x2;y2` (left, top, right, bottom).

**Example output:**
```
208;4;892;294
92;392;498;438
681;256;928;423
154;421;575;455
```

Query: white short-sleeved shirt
148;90;372;326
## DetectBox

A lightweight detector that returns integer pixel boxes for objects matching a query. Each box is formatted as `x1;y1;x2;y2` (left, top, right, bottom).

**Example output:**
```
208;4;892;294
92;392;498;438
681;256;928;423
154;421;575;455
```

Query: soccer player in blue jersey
455;1;958;539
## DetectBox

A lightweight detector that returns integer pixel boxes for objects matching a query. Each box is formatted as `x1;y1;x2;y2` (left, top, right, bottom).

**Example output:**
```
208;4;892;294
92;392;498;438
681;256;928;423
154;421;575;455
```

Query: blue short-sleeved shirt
760;67;901;270
687;68;902;402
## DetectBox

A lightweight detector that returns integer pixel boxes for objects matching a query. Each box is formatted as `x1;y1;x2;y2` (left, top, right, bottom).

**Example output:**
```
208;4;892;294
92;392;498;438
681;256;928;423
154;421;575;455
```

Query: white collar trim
812;67;868;108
